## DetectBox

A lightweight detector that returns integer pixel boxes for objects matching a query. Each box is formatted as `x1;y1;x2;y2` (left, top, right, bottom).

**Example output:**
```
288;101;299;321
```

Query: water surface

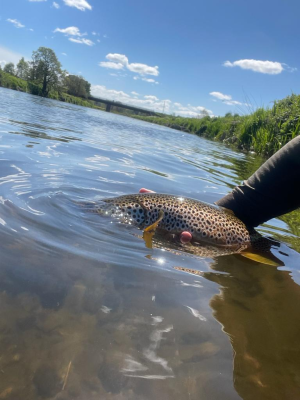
0;87;300;400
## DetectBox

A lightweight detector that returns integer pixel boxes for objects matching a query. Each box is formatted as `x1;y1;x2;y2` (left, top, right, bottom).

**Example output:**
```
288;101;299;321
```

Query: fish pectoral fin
240;251;281;266
143;231;154;249
144;210;164;233
142;210;164;249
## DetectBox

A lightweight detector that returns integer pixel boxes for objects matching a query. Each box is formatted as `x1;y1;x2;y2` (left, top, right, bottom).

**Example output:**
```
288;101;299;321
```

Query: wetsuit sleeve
216;136;300;227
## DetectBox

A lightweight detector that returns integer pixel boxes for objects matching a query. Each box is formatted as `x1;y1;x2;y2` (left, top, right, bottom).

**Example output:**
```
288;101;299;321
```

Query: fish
98;193;282;266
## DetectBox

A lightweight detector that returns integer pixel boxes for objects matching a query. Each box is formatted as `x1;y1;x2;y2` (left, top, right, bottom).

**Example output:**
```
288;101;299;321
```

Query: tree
64;74;91;98
16;57;29;80
3;62;15;75
30;47;62;96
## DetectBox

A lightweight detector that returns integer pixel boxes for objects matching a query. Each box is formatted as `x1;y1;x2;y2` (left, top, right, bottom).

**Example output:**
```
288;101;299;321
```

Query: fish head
101;194;147;226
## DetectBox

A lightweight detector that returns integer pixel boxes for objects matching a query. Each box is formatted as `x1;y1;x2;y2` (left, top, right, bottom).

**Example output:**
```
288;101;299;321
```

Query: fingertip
180;231;192;243
139;188;155;193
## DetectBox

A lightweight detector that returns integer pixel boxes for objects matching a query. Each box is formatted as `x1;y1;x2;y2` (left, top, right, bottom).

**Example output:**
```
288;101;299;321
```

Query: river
0;87;300;400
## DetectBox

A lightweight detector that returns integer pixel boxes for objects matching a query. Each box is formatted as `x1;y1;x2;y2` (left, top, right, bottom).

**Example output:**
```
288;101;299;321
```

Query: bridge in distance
89;95;160;116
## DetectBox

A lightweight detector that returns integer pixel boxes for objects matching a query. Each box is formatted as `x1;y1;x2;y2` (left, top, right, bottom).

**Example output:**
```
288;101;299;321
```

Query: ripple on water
0;87;299;400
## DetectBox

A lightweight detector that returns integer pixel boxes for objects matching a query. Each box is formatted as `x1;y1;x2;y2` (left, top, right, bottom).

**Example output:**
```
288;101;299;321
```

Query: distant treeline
133;94;300;156
1;47;299;156
0;46;100;109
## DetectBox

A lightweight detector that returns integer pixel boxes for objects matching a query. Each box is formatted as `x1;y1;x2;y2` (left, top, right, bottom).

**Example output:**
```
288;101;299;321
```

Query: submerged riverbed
0;87;300;400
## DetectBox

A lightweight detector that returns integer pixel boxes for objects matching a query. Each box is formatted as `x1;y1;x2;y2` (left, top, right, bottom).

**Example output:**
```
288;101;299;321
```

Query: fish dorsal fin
240;251;281;266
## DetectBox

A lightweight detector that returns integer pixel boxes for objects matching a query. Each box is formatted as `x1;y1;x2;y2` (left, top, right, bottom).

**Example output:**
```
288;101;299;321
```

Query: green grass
0;70;102;111
1;69;299;156
133;94;300;156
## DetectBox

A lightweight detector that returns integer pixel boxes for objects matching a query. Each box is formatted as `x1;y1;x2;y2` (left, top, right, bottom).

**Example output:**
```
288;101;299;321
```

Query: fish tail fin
240;251;283;266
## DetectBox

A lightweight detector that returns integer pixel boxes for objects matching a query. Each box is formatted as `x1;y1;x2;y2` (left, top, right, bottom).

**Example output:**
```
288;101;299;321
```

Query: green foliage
134;94;300;156
0;71;95;109
64;75;91;98
27;81;43;96
0;70;27;91
0;46;299;157
0;46;95;112
16;57;30;80
30;47;63;96
3;62;15;75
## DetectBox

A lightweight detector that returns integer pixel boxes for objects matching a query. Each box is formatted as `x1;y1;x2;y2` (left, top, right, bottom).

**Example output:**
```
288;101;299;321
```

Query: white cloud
62;52;67;56
63;0;92;11
54;26;84;36
224;100;242;106
53;2;60;8
7;19;25;28
282;63;297;73
69;37;94;46
29;28;34;31
144;95;158;101
97;39;101;43
142;77;159;84
133;76;159;84
92;85;130;101
99;61;124;70
210;91;244;107
92;31;97;35
99;53;159;77
106;53;129;66
28;0;47;2
0;45;23;66
128;63;159;76
54;26;94;46
91;84;213;117
223;59;284;75
210;91;231;101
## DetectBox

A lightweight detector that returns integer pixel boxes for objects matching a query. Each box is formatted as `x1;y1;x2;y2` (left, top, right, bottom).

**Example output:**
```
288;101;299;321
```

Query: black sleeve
216;136;300;227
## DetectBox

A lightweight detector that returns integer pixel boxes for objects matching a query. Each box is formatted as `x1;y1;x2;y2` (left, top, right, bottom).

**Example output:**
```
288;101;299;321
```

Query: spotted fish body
102;193;251;248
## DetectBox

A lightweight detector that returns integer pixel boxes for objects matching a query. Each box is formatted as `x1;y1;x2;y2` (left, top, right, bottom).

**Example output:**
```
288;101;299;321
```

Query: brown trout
99;193;281;266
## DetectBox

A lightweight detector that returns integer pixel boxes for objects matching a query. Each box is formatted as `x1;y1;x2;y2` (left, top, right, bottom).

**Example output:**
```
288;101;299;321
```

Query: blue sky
0;0;299;116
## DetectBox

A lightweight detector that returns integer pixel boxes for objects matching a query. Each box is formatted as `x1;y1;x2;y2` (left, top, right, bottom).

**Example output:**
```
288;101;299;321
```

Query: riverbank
133;93;300;156
1;68;299;156
0;70;104;111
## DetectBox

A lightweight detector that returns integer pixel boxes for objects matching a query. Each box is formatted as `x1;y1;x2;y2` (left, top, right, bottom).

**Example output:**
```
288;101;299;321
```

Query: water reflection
0;87;299;399
205;254;300;400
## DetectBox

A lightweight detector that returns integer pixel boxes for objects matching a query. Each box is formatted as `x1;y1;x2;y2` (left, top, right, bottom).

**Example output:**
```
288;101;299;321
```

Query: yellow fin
143;210;164;249
143;231;154;249
240;252;281;266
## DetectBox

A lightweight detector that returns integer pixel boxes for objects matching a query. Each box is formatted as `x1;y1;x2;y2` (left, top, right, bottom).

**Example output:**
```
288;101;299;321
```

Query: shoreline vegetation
133;94;300;156
1;46;299;156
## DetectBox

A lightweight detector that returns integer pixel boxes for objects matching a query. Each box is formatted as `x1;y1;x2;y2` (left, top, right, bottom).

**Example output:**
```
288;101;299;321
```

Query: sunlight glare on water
0;88;300;400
